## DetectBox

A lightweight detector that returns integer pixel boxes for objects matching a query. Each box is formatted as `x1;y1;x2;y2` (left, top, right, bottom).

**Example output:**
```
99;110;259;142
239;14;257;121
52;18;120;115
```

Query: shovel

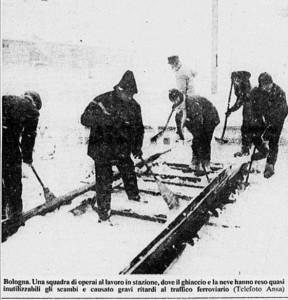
30;165;57;203
150;108;175;143
140;158;179;209
244;146;256;187
244;125;270;186
215;77;234;144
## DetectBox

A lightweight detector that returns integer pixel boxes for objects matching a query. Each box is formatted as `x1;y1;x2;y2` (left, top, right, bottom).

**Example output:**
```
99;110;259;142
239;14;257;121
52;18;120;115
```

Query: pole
211;0;218;94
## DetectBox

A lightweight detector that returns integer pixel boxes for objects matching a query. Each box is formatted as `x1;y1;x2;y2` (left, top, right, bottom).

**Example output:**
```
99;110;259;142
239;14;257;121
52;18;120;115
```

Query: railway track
1;148;248;275
1;150;171;242
119;161;247;274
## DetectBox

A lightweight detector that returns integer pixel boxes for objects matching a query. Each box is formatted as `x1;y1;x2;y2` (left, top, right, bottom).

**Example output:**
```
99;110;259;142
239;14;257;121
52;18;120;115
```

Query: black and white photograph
1;0;288;299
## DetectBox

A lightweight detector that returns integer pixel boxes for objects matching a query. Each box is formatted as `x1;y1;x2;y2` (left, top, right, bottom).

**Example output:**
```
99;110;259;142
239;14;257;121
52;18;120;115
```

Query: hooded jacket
2;95;40;164
81;91;144;163
229;71;253;123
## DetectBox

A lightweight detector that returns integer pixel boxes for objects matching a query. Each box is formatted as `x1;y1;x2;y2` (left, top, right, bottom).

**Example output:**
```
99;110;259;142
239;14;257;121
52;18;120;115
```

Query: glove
225;109;231;116
23;157;33;165
133;149;143;159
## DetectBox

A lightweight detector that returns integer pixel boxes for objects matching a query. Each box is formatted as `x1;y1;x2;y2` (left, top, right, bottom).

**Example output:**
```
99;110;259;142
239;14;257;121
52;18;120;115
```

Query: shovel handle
220;78;234;140
245;146;256;186
30;165;46;189
150;108;174;143
163;108;175;130
139;158;153;176
201;162;211;183
245;125;270;186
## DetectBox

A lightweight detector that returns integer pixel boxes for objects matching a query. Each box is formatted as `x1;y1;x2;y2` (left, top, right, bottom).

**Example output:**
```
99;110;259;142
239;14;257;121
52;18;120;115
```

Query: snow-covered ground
1;137;223;276
2;3;288;299
2;132;288;277
2;52;288;288
166;145;288;276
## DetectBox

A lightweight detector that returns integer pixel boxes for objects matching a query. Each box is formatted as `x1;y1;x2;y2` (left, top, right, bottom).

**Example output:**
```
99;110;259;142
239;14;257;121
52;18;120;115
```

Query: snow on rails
1;146;249;274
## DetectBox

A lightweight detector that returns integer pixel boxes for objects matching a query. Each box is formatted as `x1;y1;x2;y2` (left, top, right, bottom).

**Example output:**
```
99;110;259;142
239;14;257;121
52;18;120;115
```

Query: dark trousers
241;123;253;152
253;122;284;166
2;161;23;219
94;157;139;220
188;124;216;162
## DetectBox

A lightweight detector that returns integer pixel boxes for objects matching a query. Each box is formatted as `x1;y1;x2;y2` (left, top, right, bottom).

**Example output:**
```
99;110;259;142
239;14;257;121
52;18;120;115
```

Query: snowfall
2;46;288;300
2;71;288;299
1;107;288;277
2;59;288;300
2;0;288;298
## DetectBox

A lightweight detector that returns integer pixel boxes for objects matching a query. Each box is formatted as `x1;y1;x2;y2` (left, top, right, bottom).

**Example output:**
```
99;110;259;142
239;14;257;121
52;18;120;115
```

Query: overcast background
2;0;288;127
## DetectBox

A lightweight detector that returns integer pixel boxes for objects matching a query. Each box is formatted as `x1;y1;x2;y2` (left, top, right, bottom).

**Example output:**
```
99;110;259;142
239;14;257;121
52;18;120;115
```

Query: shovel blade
70;198;93;216
71;204;89;216
150;131;163;144
156;179;179;209
43;187;57;203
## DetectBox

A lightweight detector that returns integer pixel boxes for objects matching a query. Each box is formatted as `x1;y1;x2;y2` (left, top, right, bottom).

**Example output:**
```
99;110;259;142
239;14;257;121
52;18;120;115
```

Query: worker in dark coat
169;89;220;175
226;71;253;157
81;70;144;222
2;91;42;221
250;72;288;178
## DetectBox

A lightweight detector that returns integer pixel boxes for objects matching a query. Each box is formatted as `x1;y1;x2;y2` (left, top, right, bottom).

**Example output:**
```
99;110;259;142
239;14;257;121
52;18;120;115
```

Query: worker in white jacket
168;55;197;138
168;55;197;96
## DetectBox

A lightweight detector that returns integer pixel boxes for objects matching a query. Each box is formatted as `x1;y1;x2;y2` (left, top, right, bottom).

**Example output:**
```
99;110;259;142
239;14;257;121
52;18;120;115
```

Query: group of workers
2;55;287;224
227;70;288;178
167;56;287;181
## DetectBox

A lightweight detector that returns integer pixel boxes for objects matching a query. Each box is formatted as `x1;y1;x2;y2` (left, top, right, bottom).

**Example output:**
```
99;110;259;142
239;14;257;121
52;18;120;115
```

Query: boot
98;210;111;222
264;163;274;179
98;217;114;226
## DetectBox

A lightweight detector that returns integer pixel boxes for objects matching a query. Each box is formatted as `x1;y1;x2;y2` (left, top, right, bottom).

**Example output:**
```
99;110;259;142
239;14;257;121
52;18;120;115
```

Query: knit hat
114;70;138;94
24;90;42;110
168;55;179;65
258;72;273;86
169;89;182;102
231;71;251;81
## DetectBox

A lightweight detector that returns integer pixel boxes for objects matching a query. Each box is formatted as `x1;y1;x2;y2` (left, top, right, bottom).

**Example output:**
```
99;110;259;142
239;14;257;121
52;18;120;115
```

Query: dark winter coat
2;95;40;164
81;91;144;164
229;80;253;124
176;95;220;138
250;84;288;129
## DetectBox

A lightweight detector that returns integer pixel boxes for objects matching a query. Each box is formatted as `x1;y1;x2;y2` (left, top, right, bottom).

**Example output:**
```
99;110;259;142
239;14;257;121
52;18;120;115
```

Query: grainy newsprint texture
1;0;288;299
